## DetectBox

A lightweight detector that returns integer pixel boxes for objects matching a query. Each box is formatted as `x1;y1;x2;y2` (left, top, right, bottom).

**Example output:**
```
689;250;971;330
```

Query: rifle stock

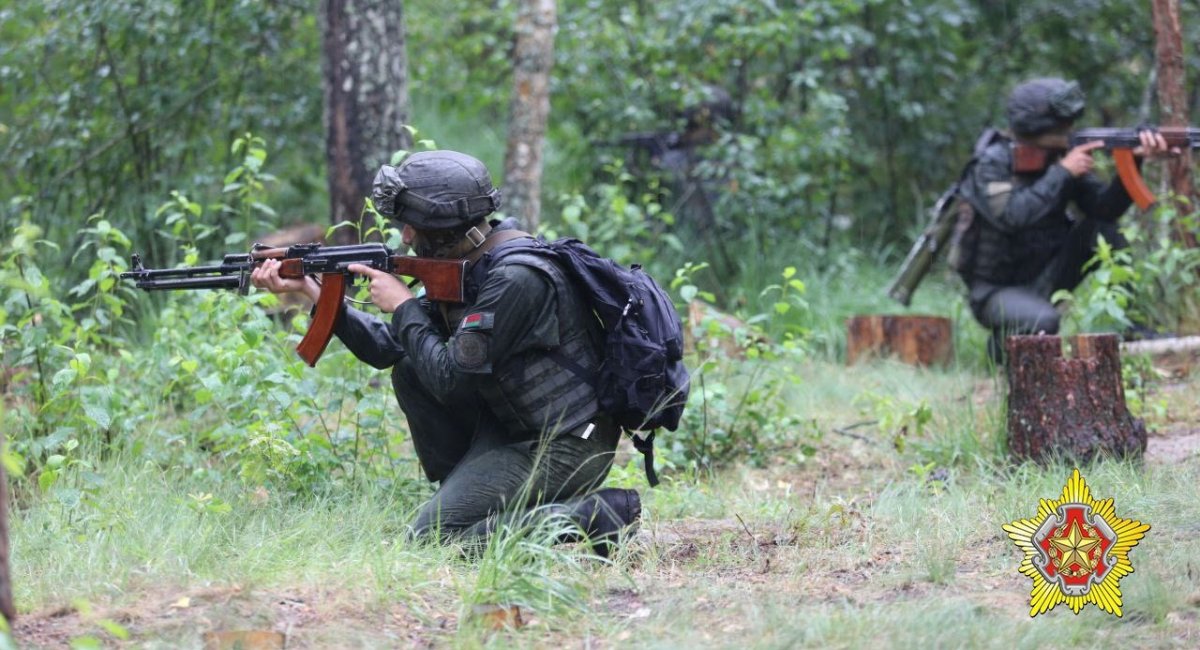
389;257;467;303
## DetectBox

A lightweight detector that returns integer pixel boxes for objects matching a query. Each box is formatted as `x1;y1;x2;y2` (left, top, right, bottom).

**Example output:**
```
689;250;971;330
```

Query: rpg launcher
121;242;466;366
1013;126;1200;209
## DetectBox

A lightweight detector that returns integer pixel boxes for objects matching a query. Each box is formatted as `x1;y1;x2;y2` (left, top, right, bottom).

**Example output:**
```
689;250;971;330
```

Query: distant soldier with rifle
889;78;1187;363
247;151;643;554
609;85;736;271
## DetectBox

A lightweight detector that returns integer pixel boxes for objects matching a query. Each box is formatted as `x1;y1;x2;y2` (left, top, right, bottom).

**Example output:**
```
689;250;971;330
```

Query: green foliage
543;161;681;266
1;0;321;280
663;265;817;475
1057;206;1200;335
1;145;423;504
459;511;596;624
1053;235;1138;332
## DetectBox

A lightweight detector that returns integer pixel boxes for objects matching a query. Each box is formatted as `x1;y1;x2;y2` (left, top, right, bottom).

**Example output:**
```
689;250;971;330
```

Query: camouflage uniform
957;79;1134;357
334;152;638;550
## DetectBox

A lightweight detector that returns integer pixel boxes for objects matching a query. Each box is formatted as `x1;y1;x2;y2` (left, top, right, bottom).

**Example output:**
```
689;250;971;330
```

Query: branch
40;78;221;198
1121;335;1200;356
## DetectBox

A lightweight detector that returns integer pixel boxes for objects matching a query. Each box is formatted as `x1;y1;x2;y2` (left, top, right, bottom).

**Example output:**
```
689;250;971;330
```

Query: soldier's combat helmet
1006;78;1086;136
371;151;502;230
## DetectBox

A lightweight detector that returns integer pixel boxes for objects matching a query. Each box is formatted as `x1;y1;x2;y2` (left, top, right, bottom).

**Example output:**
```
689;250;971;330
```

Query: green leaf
83;400;112;430
98;620;130;641
70;636;103;650
52;367;77;387
2;450;25;478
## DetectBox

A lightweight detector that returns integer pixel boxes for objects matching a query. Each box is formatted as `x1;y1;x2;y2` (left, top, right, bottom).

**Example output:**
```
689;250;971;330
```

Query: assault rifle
595;131;683;159
121;242;467;366
1013;126;1200;209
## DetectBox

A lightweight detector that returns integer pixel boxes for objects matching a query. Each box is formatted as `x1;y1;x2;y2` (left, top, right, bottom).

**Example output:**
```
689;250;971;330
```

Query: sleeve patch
460;311;495;332
985;181;1012;197
985;181;1013;217
451;332;492;373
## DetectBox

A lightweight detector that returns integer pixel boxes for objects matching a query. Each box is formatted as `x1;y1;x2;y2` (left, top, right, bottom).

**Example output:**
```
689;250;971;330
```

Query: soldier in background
955;78;1174;363
610;85;735;272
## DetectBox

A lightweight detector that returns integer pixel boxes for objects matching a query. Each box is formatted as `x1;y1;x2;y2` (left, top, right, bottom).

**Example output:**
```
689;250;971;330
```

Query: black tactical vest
476;253;603;438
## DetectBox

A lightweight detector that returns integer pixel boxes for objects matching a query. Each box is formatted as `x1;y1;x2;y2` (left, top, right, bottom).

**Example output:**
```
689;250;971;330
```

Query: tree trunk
320;0;412;244
503;0;557;232
1150;0;1196;245
1006;334;1147;463
845;314;953;366
0;431;14;624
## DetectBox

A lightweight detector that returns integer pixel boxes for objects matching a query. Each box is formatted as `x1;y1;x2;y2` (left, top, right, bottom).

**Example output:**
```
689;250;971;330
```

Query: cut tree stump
846;314;952;366
1006;333;1147;463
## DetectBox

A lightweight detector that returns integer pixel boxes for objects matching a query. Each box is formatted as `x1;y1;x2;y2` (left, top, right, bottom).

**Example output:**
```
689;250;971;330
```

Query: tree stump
1006;334;1147;463
846;315;953;366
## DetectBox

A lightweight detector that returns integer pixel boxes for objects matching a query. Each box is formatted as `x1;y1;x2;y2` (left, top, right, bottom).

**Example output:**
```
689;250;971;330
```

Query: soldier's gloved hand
347;264;414;313
1059;141;1105;177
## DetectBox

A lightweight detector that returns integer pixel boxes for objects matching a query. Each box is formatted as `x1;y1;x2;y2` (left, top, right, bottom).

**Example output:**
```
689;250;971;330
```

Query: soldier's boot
454;488;642;558
561;487;642;558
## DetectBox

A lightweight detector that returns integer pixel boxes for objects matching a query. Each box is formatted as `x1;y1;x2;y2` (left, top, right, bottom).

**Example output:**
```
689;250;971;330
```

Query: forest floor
10;353;1200;649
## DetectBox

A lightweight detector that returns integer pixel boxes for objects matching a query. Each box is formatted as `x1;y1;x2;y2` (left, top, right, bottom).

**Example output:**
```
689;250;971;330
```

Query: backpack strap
630;431;660;487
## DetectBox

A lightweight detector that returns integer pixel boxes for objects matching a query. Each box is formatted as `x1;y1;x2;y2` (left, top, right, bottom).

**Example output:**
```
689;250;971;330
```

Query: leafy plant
1055;204;1200;337
665;264;815;475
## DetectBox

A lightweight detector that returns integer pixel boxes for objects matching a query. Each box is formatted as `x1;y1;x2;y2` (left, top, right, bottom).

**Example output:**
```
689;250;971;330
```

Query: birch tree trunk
503;0;557;232
320;0;412;244
1150;0;1196;245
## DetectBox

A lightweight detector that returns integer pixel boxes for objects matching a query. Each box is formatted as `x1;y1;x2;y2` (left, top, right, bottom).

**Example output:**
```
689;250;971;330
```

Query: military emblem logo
1003;469;1150;617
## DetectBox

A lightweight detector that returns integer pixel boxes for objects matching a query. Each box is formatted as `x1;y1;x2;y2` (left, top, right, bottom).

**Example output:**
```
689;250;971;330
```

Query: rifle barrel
121;263;247;280
128;275;244;291
1072;126;1200;149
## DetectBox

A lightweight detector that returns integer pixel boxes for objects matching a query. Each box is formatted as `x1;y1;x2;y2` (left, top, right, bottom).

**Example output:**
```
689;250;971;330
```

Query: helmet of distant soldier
683;84;734;132
371;151;502;230
1006;78;1086;137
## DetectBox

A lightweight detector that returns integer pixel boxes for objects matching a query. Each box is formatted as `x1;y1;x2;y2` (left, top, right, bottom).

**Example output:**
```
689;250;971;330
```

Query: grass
10;352;1200;648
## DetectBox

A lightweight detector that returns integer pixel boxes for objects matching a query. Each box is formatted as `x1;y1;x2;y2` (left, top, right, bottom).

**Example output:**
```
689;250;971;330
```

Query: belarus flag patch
460;312;494;331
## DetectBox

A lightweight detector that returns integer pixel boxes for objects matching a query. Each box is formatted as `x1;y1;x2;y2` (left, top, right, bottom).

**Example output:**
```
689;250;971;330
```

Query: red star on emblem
1032;504;1115;596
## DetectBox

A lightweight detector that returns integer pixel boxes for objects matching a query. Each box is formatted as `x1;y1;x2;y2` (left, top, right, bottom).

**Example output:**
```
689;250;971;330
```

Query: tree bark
320;0;412;244
1006;334;1147;463
503;0;557;232
0;431;14;624
1150;0;1196;245
845;314;953;366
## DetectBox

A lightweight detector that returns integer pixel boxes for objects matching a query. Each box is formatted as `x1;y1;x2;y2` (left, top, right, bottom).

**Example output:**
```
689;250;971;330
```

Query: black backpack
477;236;691;486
